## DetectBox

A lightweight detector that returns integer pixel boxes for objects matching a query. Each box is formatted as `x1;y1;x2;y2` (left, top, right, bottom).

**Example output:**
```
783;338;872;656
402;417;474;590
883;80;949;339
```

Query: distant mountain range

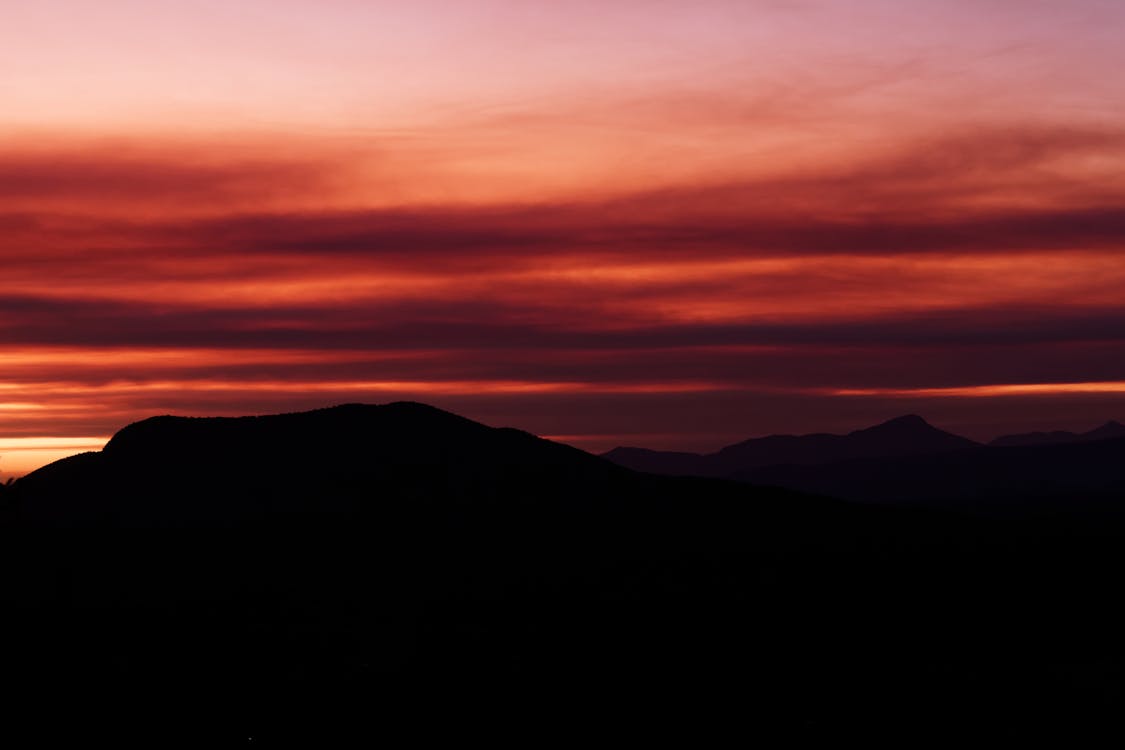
2;403;1125;739
603;414;980;477
602;415;1125;512
990;420;1125;447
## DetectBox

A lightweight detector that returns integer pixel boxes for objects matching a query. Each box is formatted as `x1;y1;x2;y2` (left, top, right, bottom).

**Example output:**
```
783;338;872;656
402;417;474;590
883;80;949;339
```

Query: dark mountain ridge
2;402;1124;740
991;419;1125;447
745;434;1125;515
12;402;622;527
604;413;980;477
603;415;1125;513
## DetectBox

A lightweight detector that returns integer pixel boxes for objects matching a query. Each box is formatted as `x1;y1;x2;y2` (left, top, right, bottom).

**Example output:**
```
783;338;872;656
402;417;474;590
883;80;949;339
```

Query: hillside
1;403;1123;740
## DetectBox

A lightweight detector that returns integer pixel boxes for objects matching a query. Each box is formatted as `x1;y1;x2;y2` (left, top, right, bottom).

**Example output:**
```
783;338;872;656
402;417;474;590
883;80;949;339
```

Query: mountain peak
855;414;936;436
98;401;506;467
1086;420;1125;440
847;414;978;453
881;414;930;428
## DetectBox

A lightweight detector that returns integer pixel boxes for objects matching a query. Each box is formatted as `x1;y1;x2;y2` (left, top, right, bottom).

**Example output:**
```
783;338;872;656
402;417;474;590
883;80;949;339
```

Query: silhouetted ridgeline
1;403;1124;741
605;415;1125;516
603;414;980;477
991;419;1125;447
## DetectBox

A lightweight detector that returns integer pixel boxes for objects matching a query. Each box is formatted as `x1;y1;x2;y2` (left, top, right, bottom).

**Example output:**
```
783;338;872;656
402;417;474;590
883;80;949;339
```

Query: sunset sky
3;0;1125;476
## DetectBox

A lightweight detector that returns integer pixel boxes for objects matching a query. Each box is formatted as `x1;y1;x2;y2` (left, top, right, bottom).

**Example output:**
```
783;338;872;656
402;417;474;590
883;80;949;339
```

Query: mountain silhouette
2;402;1124;740
991;419;1125;447
13;402;624;526
605;415;1125;515
604;414;979;478
745;434;1125;515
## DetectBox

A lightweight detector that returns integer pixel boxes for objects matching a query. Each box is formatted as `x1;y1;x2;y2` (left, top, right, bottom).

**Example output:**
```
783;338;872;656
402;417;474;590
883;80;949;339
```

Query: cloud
0;156;340;220
2;122;1109;268
1;120;1124;461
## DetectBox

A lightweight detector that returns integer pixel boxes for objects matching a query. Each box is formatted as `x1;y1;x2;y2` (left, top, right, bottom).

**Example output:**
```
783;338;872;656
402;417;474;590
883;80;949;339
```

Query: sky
2;0;1125;476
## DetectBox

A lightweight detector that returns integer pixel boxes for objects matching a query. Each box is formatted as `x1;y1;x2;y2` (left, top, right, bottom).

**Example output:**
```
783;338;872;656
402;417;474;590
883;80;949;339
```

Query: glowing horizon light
0;437;108;450
834;382;1125;398
0;437;109;478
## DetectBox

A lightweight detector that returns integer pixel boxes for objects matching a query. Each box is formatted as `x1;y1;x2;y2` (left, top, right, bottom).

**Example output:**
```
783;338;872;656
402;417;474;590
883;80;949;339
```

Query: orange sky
3;0;1125;476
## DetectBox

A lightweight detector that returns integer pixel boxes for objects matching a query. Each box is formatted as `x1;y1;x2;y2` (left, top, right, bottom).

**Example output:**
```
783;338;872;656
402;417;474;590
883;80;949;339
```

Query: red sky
3;0;1125;476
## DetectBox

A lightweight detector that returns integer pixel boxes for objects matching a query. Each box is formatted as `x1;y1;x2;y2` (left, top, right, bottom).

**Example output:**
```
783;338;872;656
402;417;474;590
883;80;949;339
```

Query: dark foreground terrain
2;403;1124;742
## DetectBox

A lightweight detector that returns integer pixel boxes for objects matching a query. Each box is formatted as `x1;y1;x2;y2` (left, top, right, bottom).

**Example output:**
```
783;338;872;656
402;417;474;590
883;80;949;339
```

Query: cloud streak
2;0;1125;473
0;123;1123;460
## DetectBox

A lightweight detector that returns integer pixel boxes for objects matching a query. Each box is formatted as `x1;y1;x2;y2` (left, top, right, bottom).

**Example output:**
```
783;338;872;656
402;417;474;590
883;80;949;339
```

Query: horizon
3;403;1122;479
3;1;1125;478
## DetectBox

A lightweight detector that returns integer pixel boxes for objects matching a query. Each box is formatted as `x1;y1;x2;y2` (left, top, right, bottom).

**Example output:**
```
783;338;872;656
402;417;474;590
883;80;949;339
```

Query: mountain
745;434;1125;514
11;401;626;526
600;445;709;476
2;402;1124;740
0;402;859;737
604;415;1125;514
1088;420;1125;440
991;420;1125;447
604;414;979;478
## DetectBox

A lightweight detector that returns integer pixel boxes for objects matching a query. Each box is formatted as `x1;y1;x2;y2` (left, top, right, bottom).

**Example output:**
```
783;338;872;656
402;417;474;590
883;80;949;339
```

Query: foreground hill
11;401;627;526
1;403;1123;740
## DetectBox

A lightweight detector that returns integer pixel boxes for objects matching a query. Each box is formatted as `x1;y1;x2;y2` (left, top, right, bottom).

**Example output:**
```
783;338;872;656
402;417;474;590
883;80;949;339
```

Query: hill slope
1;402;1123;740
